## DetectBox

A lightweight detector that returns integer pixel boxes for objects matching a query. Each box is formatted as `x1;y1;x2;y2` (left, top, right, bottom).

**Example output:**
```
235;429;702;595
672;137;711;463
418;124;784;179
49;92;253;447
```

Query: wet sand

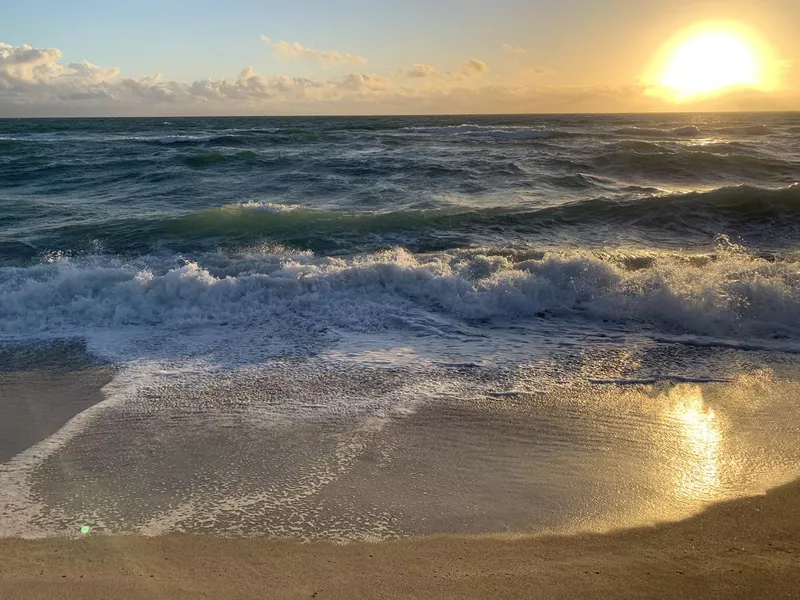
0;478;797;599
0;341;115;463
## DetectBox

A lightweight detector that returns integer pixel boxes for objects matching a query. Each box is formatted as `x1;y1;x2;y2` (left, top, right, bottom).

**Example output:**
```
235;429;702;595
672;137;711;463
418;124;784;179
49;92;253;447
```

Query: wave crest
401;124;559;140
614;126;701;138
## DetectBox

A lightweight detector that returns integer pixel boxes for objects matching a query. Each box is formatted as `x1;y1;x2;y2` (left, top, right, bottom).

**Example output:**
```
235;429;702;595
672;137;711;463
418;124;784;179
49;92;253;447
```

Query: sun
661;31;759;98
648;22;775;101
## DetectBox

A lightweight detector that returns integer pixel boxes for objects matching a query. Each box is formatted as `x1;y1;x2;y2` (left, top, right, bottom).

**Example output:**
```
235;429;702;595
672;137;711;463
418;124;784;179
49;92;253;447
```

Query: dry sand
0;478;797;599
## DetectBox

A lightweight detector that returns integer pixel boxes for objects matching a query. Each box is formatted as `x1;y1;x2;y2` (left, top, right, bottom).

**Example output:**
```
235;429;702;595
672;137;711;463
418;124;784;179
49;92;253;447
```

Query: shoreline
1;479;798;599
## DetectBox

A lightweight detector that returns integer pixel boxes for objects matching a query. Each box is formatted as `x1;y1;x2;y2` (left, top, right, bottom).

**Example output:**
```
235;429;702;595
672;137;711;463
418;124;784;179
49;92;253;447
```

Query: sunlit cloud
262;35;367;66
1;42;65;81
402;60;488;80
459;58;489;78
405;63;440;78
66;60;120;83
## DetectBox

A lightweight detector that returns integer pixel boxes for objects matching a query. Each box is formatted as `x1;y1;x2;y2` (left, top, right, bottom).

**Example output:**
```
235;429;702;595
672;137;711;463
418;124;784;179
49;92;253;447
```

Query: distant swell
592;146;798;179
142;131;293;147
717;125;776;136
614;126;701;137
184;150;259;167
401;124;561;140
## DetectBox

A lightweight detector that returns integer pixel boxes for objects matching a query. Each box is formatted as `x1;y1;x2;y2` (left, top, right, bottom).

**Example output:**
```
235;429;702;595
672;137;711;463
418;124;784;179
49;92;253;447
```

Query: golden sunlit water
667;385;722;501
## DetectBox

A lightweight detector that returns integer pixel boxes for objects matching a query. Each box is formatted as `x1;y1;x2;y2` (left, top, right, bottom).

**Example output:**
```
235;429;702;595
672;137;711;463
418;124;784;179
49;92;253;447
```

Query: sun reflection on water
667;385;723;501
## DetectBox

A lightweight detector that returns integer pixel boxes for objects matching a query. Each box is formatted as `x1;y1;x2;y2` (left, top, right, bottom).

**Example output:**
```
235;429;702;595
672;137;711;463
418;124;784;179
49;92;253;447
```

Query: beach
1;478;798;599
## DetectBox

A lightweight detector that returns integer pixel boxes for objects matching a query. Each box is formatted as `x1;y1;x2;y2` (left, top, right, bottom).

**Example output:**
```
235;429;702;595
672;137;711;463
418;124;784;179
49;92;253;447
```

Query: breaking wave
1;246;798;345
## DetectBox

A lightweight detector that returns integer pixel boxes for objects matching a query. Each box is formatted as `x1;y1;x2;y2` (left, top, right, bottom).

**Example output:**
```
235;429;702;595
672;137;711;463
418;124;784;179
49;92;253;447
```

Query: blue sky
5;0;581;80
2;0;798;115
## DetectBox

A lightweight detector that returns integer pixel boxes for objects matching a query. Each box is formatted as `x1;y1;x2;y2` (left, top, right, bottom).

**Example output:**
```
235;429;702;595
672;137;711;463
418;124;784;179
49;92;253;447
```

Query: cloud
501;44;526;55
66;60;120;83
340;72;391;92
403;60;488;80
1;42;65;82
263;36;367;66
459;59;489;78
405;63;440;78
518;65;556;78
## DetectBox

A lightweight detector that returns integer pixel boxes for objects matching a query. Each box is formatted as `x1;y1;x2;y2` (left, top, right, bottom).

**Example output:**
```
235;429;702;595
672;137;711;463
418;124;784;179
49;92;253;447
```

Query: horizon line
2;109;799;120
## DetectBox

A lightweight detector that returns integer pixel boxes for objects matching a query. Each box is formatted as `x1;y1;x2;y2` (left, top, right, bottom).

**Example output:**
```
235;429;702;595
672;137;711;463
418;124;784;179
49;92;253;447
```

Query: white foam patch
234;201;304;214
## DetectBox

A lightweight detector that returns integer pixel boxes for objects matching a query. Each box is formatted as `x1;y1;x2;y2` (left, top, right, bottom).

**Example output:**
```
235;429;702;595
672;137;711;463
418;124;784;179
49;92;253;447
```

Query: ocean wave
401;124;559;140
135;129;289;147
15;185;800;258
236;201;303;214
592;146;798;178
184;150;258;167
546;184;800;225
147;135;215;145
1;247;797;343
613;140;673;153
716;124;776;136
614;126;701;138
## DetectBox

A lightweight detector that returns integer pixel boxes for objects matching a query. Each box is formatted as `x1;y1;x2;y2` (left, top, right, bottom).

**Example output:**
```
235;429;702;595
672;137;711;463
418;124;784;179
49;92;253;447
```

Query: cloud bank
0;41;796;116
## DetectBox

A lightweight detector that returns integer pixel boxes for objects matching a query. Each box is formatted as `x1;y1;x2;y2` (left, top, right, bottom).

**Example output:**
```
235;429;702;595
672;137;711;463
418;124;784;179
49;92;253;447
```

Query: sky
2;0;799;116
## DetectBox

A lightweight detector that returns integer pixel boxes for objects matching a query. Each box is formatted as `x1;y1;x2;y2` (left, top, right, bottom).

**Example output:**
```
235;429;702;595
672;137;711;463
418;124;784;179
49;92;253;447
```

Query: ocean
1;113;799;540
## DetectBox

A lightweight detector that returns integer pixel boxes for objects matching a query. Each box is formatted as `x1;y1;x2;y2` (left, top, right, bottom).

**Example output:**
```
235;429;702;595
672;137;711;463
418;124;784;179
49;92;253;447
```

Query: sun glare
649;23;774;101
